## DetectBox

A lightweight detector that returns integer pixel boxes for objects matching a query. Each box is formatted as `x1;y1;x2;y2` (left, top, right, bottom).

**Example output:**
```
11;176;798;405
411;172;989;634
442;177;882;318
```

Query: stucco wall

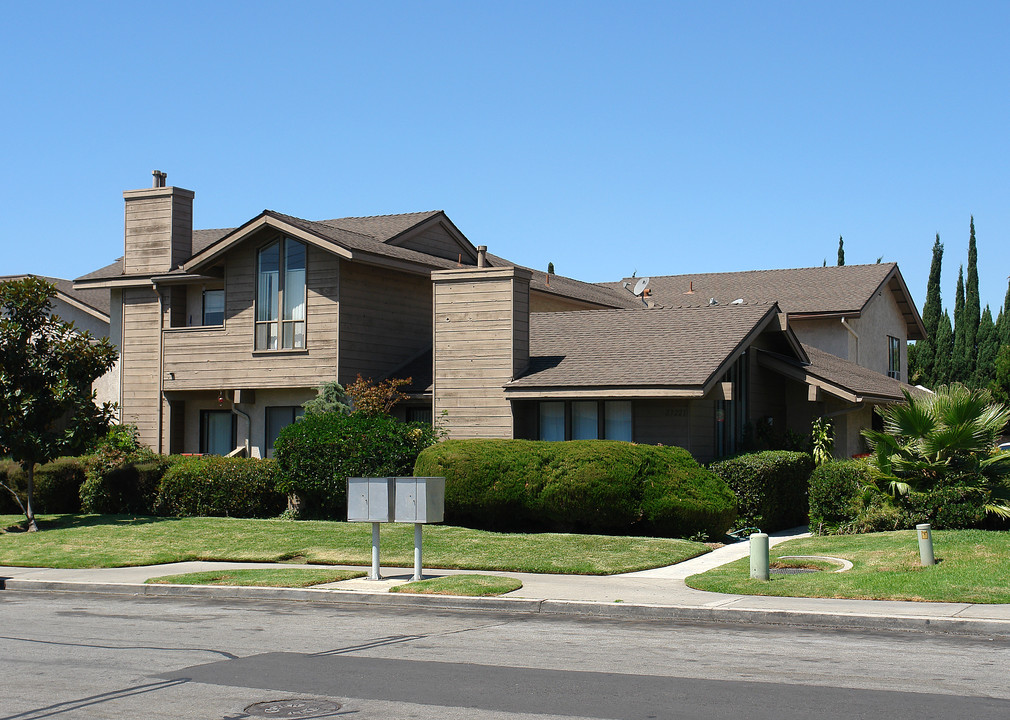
850;286;907;380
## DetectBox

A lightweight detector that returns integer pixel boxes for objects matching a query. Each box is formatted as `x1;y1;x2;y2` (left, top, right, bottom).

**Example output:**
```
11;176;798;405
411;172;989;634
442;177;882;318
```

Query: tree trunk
24;462;38;532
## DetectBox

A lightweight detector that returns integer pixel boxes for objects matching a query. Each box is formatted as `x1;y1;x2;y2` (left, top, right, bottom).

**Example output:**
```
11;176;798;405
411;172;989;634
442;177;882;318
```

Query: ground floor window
538;400;633;441
265;406;305;458
406;406;433;424
200;410;236;455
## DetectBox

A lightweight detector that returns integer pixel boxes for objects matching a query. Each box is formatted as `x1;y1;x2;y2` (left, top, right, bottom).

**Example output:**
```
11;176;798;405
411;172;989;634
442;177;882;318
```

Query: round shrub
808;459;870;534
0;459;25;514
274;412;438;519
33;456;87;513
413;439;737;539
80;449;174;515
155;456;284;518
709;451;813;532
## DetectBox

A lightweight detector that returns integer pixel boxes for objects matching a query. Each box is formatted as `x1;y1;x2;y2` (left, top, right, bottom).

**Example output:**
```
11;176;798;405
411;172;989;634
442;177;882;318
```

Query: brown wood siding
337;262;433;385
120;287;161;448
432;269;531;439
395;224;476;264
123;188;193;274
162;243;339;390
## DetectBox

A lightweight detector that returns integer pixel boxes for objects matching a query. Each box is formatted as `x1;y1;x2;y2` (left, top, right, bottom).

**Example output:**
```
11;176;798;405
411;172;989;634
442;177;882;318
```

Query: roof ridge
319;210;442;222
623;262;896;282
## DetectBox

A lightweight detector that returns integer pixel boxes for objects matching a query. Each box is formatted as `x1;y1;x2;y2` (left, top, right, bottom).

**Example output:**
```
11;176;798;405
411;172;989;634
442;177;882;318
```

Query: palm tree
861;384;1010;519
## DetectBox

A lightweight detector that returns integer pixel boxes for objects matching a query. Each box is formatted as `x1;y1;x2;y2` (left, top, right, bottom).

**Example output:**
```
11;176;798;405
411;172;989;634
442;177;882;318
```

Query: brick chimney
123;171;194;274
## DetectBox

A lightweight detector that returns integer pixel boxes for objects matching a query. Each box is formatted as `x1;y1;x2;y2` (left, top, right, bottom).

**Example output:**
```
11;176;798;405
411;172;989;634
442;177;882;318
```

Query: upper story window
888;335;901;380
202;289;225;326
256;238;306;349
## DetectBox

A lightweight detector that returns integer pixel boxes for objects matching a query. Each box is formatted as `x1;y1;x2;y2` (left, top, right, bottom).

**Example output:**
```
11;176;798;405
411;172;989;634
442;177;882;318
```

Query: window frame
255;236;307;350
264;405;305;459
887;335;901;380
199;409;236;455
537;400;634;441
202;288;225;327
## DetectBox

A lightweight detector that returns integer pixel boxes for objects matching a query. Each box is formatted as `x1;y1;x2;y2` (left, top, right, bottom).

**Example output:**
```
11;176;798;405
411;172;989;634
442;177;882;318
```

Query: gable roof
485;253;642;310
0;274;110;320
759;343;919;403
601;263;925;340
505;303;801;397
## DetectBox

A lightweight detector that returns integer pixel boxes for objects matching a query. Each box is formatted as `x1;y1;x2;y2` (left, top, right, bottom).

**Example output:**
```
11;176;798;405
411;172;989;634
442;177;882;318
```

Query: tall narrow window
571;401;599;440
539;402;565;441
202;289;224;326
200;410;236;455
888;336;900;379
604;401;633;441
256;238;306;349
265;406;305;458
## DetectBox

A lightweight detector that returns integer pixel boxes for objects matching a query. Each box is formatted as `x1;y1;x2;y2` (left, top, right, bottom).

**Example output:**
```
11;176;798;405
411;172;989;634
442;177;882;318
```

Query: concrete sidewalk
3;526;1010;637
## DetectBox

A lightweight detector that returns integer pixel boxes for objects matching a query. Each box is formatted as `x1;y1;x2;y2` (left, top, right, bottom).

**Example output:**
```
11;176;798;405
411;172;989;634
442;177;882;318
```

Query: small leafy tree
302;381;352;416
861;384;1010;521
345;374;410;416
0;277;118;530
811;418;834;466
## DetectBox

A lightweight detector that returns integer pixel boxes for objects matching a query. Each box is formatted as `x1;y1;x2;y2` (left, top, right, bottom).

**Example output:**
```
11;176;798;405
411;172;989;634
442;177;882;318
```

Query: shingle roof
798;343;918;401
485;253;642;310
600;263;900;316
506;303;779;390
0;274;110;317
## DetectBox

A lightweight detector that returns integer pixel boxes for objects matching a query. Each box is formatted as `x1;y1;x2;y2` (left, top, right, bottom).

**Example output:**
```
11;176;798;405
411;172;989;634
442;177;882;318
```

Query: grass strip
390;574;522;596
0;514;707;575
687;529;1010;603
146;568;366;587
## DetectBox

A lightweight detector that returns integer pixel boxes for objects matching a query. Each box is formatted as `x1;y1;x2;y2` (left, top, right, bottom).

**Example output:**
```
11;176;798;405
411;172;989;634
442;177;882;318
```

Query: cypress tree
934;310;954;385
952;266;967;382
999;278;1010;347
837;236;845;266
916;234;944;385
974;306;998;388
965;216;981;374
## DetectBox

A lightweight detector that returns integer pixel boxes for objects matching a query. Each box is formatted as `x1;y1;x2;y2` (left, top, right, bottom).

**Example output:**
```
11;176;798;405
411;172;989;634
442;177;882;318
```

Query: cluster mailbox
346;476;446;581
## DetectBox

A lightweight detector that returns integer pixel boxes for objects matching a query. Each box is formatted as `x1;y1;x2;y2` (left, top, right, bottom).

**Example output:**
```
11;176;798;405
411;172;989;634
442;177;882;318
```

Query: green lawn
390;574;523;596
0;514;707;575
686;529;1010;603
146;568;366;587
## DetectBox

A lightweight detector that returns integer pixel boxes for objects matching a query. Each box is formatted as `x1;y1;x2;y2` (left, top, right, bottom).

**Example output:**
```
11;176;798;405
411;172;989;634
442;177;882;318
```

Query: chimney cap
152;170;167;188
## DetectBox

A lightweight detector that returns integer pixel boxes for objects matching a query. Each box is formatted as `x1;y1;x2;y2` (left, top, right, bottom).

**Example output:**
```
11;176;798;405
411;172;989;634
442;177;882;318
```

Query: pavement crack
0;678;189;720
0;634;237;659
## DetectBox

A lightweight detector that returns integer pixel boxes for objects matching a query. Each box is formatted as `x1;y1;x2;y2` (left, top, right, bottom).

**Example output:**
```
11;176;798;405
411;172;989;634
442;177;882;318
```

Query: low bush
709;451;813;532
33;457;87;513
413;439;737;539
808;459;871;534
274;412;438;518
0;459;25;514
155;456;285;518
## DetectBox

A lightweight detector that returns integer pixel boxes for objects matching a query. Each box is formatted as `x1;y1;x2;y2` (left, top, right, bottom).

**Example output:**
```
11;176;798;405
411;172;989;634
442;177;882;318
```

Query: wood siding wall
396;223;476;264
162;243;339;390
123;187;193;274
432;267;532;439
120;287;161;448
337;262;433;385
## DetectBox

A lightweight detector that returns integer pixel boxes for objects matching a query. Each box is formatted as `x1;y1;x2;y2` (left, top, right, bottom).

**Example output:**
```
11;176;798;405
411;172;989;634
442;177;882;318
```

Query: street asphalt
3;525;1009;637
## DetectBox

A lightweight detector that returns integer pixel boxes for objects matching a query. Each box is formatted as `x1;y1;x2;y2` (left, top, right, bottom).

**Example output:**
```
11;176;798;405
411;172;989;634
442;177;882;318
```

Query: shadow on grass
30;514;187;532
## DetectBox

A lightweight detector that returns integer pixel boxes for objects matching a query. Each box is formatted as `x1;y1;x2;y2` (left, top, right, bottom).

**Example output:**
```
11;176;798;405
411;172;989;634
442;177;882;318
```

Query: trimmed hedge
808;459;869;533
155;456;285;518
275;412;439;518
0;457;87;515
709;451;813;532
413;439;737;539
79;453;174;515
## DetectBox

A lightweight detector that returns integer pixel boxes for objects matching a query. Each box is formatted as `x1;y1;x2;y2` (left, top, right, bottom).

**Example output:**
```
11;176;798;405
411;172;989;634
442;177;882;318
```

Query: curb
6;578;1010;638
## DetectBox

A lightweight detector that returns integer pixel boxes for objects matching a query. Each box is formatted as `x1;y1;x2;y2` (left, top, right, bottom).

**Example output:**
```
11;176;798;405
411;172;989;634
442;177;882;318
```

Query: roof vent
731;298;744;305
709;298;718;306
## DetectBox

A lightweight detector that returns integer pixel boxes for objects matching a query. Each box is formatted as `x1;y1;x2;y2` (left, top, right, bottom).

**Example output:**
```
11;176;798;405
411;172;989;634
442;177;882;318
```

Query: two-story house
76;174;924;461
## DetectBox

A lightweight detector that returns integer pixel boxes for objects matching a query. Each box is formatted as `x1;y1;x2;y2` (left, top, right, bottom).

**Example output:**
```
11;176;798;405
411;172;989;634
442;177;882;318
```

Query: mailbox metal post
413;523;423;581
370;522;381;580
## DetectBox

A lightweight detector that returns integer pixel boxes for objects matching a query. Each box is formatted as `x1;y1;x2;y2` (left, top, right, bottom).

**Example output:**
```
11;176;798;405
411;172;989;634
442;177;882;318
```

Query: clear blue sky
4;2;1009;319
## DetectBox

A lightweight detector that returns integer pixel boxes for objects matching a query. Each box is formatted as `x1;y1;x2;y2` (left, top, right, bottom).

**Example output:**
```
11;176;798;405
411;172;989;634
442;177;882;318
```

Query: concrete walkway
3;526;1010;637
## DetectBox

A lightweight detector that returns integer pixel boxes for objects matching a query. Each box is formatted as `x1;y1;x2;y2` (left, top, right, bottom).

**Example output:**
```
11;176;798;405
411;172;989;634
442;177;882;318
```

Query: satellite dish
632;277;650;296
